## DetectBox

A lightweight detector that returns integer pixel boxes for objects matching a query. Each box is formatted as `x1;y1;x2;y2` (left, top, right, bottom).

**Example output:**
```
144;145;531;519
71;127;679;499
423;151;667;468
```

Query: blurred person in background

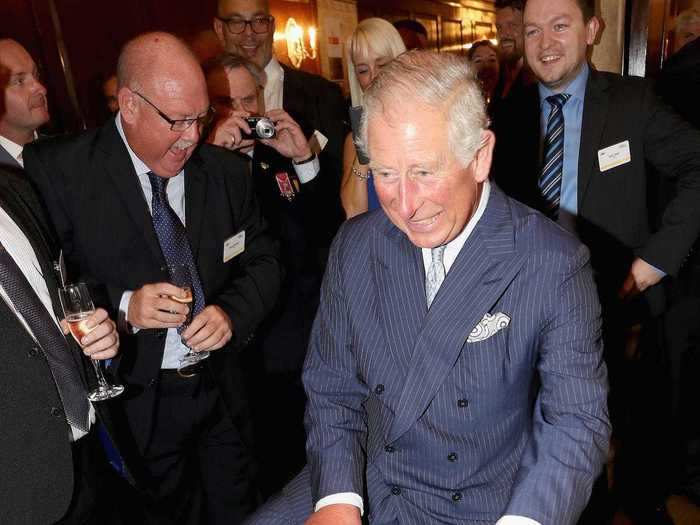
0;39;49;169
468;39;500;113
393;19;428;50
340;17;405;218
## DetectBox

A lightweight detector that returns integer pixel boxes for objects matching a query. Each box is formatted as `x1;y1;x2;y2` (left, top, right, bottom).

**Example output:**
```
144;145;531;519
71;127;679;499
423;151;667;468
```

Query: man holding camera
206;53;328;496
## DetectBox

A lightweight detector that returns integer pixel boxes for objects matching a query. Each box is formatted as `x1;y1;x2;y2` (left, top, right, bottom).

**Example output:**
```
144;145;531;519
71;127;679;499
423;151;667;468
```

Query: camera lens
256;118;276;139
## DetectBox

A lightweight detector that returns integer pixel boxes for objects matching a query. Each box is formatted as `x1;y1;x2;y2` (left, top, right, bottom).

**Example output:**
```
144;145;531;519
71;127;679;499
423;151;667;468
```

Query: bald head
117;32;205;94
116;32;211;179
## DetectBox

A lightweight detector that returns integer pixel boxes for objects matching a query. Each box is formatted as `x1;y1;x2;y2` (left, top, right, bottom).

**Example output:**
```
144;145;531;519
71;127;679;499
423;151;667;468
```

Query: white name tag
223;231;245;263
598;140;631;173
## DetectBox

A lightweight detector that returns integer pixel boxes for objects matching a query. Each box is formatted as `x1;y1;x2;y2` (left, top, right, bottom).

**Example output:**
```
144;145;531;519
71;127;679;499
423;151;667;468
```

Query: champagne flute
162;263;210;373
59;282;125;401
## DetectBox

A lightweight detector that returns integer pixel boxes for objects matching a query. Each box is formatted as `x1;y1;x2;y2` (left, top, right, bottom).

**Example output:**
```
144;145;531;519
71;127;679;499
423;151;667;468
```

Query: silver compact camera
243;116;276;140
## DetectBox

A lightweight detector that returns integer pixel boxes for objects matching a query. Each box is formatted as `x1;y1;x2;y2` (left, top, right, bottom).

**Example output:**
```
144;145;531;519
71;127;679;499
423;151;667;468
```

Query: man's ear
586;16;601;46
471;129;495;183
118;88;138;124
213;18;226;47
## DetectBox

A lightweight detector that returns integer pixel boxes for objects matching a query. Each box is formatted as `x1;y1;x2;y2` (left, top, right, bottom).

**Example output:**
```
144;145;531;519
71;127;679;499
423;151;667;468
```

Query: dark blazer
0;169;98;523
249;143;325;372
246;185;610;525
23;120;281;455
657;37;700;129
493;68;700;312
280;65;349;248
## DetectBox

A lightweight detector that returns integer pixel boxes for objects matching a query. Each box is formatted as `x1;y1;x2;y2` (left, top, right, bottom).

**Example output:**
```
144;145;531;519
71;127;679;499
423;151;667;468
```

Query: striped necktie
539;93;571;219
426;245;446;308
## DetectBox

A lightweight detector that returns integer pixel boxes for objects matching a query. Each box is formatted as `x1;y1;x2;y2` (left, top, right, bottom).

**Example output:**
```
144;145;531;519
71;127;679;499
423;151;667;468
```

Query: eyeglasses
217;15;273;34
134;91;215;131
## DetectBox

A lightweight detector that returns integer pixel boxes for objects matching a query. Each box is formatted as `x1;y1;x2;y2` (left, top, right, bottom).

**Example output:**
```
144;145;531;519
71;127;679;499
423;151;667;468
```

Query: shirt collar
538;62;589;107
0;134;25;164
115;112;158;177
421;180;491;273
264;57;283;83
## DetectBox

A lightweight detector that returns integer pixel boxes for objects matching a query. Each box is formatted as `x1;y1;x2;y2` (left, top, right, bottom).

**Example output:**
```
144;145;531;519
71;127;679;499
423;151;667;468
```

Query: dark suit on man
240;142;327;496
656;38;700;504
492;67;700;516
24;118;281;523
0;167;126;524
277;64;348;250
246;185;610;525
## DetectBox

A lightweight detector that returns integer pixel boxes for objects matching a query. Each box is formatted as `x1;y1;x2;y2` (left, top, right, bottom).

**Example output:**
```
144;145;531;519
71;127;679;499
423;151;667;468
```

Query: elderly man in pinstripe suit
245;50;610;525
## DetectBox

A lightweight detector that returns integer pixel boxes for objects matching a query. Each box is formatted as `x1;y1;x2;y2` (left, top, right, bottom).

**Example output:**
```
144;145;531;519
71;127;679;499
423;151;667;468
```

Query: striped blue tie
539;93;571;220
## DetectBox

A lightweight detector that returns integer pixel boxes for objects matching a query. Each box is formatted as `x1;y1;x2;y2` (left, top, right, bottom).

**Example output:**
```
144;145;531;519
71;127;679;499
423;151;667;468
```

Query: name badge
223;231;245;263
598;140;631;173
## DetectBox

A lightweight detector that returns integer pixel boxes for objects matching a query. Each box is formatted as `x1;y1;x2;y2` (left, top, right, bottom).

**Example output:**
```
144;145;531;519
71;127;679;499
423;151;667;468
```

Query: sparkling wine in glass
59;283;124;401
162;263;209;373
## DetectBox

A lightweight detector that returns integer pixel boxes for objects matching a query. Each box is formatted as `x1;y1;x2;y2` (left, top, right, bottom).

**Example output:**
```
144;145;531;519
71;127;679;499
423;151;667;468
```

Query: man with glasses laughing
24;32;281;524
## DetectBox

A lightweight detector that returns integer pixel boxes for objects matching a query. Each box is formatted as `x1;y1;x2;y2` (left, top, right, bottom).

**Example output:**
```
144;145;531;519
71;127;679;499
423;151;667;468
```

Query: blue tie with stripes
148;173;206;330
539;93;571;220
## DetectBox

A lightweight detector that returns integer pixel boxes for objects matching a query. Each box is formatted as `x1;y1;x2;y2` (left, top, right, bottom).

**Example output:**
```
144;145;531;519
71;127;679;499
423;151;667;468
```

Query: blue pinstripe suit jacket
302;185;610;524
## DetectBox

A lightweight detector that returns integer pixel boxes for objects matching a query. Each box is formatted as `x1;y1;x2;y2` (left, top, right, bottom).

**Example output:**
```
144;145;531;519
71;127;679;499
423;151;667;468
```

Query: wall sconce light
285;17;317;68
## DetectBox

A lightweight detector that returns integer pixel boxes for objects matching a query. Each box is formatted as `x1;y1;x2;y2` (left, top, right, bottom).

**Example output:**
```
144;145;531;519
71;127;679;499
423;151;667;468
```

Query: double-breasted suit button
385;445;395;453
391;486;401;496
27;346;39;358
457;398;468;408
50;406;63;418
447;452;458;462
451;492;462;502
374;384;385;395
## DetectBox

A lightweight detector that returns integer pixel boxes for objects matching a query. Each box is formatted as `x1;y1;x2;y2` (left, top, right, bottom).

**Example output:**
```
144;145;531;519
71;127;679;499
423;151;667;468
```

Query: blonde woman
341;18;406;218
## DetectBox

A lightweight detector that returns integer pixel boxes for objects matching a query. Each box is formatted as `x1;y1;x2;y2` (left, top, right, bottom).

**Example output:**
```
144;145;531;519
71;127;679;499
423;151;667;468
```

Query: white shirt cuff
496;516;541;525
314;492;363;516
118;291;139;333
293;154;320;184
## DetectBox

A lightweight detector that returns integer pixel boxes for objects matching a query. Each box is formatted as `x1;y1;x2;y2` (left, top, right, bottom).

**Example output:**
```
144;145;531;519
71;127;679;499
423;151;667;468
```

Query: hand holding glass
163;263;210;372
59;283;124;401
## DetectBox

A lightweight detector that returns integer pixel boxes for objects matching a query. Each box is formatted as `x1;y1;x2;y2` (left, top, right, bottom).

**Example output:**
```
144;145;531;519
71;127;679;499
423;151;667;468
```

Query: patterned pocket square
467;312;511;343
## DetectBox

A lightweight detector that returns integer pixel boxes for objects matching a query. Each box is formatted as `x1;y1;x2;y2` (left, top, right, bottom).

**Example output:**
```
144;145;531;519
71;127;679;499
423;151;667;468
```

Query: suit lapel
374;221;427;372
281;66;314;135
0;185;90;384
184;155;207;259
577;70;610;209
97;122;164;264
387;188;526;443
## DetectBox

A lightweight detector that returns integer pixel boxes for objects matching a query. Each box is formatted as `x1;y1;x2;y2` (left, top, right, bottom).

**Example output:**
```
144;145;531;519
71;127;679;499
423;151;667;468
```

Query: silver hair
203;53;266;89
358;50;487;168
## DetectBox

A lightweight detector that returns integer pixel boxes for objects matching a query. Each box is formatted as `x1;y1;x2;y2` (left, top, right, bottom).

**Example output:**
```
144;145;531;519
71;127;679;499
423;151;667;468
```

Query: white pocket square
467;312;511;343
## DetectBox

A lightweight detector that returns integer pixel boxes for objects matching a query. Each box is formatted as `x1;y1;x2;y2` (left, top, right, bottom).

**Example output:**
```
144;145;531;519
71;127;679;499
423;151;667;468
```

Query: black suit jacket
0;169;106;523
23;120;281;455
493;68;700;313
247;143;325;371
280;65;349;248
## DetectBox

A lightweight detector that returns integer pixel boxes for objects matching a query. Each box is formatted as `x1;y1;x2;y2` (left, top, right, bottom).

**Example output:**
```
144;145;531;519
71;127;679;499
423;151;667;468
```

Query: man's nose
397;177;419;218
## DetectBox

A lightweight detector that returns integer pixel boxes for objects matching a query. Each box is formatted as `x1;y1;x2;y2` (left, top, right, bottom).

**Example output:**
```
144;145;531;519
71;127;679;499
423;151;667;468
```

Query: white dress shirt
0;204;95;441
0;134;26;167
315;181;541;525
263;57;284;112
115;114;192;369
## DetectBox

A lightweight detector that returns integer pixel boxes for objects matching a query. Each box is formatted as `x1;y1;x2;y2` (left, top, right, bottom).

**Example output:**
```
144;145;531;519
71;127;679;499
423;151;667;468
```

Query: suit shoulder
507;197;589;269
192;143;250;178
26;127;101;159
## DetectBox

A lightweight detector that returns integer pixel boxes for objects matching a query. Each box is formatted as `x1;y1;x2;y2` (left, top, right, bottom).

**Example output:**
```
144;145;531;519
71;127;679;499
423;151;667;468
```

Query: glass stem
91;359;110;389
